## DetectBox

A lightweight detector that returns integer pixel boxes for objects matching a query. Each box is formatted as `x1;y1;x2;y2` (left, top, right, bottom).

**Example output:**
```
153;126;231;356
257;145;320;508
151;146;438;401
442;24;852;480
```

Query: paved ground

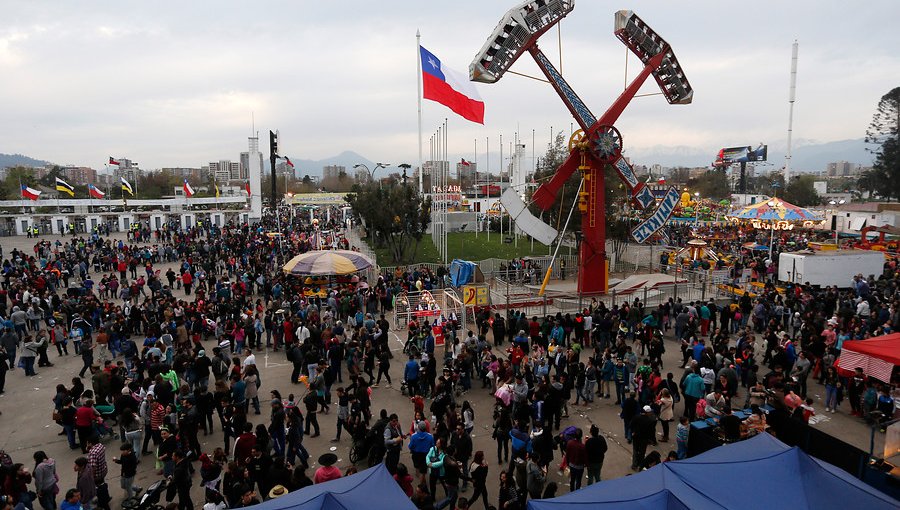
0;232;885;508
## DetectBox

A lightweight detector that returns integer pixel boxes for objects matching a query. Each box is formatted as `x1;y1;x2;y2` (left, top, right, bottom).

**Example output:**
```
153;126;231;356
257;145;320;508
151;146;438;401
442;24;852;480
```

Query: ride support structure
470;1;692;294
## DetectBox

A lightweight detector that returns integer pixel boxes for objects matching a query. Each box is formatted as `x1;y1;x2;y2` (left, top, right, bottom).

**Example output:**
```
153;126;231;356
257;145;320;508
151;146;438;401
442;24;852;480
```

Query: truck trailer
778;249;885;288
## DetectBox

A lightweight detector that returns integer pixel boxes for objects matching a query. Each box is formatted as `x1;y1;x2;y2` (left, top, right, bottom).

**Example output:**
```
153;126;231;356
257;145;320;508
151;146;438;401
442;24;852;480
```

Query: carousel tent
527;433;898;510
248;464;416;510
837;334;900;382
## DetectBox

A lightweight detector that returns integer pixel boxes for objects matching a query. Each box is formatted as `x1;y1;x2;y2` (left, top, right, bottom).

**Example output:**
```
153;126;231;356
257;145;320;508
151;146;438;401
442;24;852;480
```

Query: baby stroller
122;478;167;510
349;424;383;467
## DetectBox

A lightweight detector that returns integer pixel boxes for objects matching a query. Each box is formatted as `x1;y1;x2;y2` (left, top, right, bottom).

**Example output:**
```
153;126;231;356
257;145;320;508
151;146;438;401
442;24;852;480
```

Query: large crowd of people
0;210;897;510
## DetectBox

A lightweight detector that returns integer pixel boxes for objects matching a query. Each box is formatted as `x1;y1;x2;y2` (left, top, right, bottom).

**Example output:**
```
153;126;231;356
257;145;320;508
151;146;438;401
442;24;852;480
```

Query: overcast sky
2;0;898;172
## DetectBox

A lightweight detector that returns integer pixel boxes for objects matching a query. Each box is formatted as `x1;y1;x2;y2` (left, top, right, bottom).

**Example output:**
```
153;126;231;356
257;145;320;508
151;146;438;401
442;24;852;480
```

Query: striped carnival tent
837;334;900;383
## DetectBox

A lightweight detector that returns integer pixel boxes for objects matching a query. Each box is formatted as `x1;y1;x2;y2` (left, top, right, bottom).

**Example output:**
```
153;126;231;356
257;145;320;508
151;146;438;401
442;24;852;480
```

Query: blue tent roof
449;259;476;287
528;434;899;510
247;463;416;510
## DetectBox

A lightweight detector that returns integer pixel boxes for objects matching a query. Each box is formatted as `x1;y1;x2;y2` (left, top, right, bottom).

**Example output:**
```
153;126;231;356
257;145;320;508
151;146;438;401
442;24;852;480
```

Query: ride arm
528;46;596;132
531;152;579;211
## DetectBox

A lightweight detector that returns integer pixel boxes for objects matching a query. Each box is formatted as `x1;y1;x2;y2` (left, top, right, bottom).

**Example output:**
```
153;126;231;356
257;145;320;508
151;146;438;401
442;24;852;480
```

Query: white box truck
778;250;885;287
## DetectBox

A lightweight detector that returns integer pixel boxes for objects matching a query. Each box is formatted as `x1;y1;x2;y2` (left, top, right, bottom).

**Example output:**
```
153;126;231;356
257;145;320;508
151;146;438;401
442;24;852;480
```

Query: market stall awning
282;249;374;276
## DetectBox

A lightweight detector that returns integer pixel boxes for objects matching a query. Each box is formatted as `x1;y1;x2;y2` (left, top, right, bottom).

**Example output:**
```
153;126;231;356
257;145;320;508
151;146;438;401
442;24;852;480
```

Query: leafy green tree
866;87;900;200
686;170;731;200
346;182;431;263
0;166;39;198
782;175;820;206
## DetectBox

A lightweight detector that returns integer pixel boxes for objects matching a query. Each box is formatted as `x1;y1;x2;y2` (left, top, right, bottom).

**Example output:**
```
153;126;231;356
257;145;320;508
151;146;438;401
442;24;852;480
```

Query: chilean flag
88;184;105;199
21;185;41;200
183;179;195;197
244;181;252;197
109;157;120;165
420;46;484;124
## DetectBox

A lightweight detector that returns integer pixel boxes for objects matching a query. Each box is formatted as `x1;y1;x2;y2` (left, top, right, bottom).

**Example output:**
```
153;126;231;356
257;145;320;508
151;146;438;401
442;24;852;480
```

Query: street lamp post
829;199;846;245
353;163;391;187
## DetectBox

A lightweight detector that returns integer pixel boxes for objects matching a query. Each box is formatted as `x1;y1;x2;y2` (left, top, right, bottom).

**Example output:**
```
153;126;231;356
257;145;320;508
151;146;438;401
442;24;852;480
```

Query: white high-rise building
248;135;262;222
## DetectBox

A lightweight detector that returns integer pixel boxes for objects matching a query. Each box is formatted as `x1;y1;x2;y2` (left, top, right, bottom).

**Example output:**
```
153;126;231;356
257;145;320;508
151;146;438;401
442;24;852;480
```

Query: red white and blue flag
420;46;484;124
88;184;105;199
109;157;120;166
21;185;41;200
183;179;195;197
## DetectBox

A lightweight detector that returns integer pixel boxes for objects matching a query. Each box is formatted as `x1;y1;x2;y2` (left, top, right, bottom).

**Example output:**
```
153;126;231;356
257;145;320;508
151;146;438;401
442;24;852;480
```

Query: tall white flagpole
474;137;478;238
417;30;424;196
784;40;799;183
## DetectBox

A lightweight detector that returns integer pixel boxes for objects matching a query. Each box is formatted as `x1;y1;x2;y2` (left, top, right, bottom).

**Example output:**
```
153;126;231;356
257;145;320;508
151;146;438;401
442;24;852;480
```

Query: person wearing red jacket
75;400;100;453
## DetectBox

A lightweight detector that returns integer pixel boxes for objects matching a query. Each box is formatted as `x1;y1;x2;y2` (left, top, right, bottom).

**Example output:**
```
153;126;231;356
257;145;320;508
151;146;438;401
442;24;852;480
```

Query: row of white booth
12;211;251;236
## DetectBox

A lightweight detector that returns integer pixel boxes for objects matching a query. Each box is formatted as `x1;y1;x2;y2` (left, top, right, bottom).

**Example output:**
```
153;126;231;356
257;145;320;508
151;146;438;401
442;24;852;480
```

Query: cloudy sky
2;0;898;172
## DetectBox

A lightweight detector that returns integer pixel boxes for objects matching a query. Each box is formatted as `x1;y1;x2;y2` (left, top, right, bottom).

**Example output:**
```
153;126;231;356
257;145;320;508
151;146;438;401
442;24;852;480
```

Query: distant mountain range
0;153;50;169
627;138;875;172
4;138;876;177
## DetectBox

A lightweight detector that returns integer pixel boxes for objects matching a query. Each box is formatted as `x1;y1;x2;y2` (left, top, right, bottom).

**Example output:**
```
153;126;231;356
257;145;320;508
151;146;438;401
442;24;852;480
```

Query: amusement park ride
470;0;693;294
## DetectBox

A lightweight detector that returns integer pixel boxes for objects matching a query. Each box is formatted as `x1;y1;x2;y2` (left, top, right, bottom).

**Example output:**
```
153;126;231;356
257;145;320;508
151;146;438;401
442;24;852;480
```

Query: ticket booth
51;216;67;235
150;214;166;231
15;217;33;236
180;213;195;230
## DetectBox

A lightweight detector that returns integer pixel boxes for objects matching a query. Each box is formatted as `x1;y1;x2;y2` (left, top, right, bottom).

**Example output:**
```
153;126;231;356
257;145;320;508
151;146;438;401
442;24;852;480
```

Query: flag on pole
21;185;41;200
88;184;106;199
55;177;75;196
121;177;134;195
460;158;471;166
420;45;484;124
109;157;121;166
214;182;220;198
285;157;295;168
245;181;251;197
183;179;195;198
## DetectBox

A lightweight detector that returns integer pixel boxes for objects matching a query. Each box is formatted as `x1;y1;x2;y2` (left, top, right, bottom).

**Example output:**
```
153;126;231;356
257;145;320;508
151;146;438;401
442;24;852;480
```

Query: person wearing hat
314;453;341;484
629;405;658;471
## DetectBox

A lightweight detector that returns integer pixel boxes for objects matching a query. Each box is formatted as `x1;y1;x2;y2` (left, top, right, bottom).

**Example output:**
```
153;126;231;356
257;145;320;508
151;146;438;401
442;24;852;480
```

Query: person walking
630;406;658;471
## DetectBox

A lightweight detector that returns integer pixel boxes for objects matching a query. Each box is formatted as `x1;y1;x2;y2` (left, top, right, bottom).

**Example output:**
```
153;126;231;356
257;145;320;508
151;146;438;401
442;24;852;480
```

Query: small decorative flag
21;185;42;200
285;157;295;168
109;157;121;166
88;184;106;199
121;177;134;195
55;177;75;196
460;158;471;166
183;179;195;198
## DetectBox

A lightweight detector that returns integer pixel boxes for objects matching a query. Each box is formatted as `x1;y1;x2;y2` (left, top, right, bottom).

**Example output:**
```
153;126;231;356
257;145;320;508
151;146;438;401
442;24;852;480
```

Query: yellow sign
463;286;477;306
476;286;488;305
463;285;489;306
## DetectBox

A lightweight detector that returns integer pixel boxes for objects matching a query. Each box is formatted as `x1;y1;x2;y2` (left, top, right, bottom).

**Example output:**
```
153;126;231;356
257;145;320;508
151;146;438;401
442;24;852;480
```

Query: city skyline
2;1;897;171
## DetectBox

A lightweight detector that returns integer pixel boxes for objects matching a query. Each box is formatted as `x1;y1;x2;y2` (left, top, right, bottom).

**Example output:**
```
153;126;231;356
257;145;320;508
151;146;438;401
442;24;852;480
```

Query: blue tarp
528;434;899;510
247;463;416;510
449;259;476;287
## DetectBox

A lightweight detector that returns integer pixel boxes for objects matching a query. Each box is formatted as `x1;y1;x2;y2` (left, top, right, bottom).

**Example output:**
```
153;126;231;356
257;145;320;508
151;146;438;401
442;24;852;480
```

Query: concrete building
826;160;858;177
203;160;240;183
457;160;477;189
239;152;262;180
61;166;97;184
162;167;203;181
322;165;346;181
